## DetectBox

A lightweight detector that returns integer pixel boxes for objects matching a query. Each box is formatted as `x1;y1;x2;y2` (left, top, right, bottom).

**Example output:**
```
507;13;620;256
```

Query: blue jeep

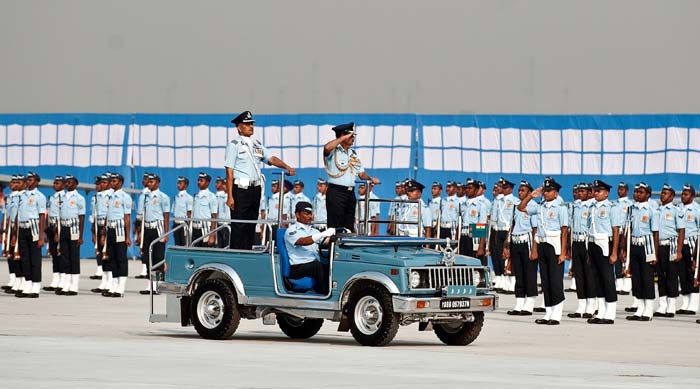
151;225;496;346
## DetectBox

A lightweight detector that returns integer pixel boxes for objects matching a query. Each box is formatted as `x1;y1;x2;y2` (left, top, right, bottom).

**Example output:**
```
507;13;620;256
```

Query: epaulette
231;139;238;144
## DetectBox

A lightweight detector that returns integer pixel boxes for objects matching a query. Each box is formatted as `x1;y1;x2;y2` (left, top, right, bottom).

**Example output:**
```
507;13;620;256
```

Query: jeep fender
340;271;400;305
187;263;246;302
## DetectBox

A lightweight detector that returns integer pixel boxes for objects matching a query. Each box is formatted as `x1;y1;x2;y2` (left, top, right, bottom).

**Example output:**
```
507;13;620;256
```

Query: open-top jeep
149;180;496;347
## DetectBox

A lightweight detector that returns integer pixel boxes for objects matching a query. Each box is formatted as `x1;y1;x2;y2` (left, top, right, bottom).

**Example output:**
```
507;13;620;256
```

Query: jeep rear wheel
347;283;399;347
191;279;240;340
434;312;484;346
277;314;324;339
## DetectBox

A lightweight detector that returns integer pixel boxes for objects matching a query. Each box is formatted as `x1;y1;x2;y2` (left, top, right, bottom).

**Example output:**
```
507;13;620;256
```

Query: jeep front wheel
433;312;484;346
347;283;399;346
277;314;324;339
191;279;240;340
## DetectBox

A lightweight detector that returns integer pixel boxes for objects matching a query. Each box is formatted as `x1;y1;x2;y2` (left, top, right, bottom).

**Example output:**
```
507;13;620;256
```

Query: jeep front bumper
392;294;498;313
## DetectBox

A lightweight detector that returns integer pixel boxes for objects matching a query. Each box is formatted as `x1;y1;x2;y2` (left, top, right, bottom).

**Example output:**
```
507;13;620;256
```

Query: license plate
440;298;470;310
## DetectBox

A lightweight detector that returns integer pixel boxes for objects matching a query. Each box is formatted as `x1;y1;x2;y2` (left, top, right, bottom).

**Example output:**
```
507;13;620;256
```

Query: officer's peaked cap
405;179;425;192
65;174;79;185
231;110;255;125
593;179;612;191
198;172;211;181
519;180;533;191
543;177;562;191
332;122;355;135
295;201;313;213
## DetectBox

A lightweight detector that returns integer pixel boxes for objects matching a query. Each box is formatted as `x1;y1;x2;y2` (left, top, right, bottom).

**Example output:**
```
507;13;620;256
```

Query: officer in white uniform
284;201;335;294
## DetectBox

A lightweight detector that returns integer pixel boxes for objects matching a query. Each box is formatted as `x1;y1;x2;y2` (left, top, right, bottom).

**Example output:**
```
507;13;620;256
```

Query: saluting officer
171;176;193;246
44;176;65;292
215;177;230;248
653;184;685;318
139;173;170;294
225;110;296;250
567;182;597;319
438;181;460;239
624;182;658;322
54;175;85;296
192;173;217;247
14;172;47;298
586;180;622;324
396;180;432;237
677;184;700;315
460;178;489;265
429;182;443;235
312;178;328;231
505;180;538;316
323;122;379;232
518;177;569;325
102;173;132;298
3;175;23;294
135;172;151;279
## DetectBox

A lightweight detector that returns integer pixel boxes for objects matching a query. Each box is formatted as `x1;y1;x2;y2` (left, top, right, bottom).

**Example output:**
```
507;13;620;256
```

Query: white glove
311;228;336;243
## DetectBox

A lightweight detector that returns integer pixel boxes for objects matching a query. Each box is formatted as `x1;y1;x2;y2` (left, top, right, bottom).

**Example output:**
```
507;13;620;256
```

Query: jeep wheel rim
198;291;224;329
354;296;383;335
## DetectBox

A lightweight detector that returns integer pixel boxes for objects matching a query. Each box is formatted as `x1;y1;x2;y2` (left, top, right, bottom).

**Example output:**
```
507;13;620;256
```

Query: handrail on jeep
355;179;423;237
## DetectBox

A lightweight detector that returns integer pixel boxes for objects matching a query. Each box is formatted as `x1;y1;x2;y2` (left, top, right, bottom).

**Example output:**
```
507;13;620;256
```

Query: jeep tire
433;312;484;346
277;314;324;339
191;279;240;340
347;283;399;347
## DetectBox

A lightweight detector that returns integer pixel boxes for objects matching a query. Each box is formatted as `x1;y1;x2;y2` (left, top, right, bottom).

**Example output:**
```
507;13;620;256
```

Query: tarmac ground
0;260;699;388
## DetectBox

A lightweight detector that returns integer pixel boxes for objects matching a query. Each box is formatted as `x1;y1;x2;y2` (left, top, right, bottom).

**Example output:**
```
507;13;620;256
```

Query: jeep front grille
409;266;483;290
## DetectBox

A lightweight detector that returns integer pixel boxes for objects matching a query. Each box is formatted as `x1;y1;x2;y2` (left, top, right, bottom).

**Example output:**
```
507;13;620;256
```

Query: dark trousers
172;222;187;246
510;241;538;298
191;227;208;247
538;242;565;307
572;241;596;299
439;227;454;240
588;242;617;302
105;227;128;277
656;244;680;298
490;230;507;276
327;184;356;232
18;227;41;283
459;235;487;266
680;244;700;294
230;185;261;250
47;225;61;273
95;225;105;267
630;244;655;300
142;227;165;273
289;261;328;294
59;228;80;275
217;226;230;249
613;249;625;280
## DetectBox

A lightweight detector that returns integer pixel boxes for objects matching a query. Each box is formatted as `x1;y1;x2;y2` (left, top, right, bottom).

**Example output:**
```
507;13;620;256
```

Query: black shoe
65;291;77;296
624;307;637;312
565;288;576;292
599;319;614;324
535;318;549;324
567;313;582;318
27;293;39;298
102;291;114;297
111;292;124;298
587;317;601;324
91;288;104;293
676;309;696;315
533;307;546;313
89;275;102;280
639;316;652;322
135;275;147;279
663;312;675;318
4;288;16;294
139;290;152;295
1;285;12;290
625;315;640;321
55;289;66;295
593;310;598;315
618;291;630;295
582;313;594;319
42;286;56;291
547;320;560;325
653;312;665;317
15;292;28;298
696;319;700;324
519;311;533;316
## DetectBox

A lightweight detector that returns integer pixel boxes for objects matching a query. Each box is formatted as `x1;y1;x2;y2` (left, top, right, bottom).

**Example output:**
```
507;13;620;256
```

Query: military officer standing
134;172;151;279
14;172;47;298
2;175;22;293
387;181;405;235
225;111;296;250
518;177;569;325
192;173;217;247
139;173;170;294
429;182;443;236
53;175;85;296
567;182;597;319
323;122;379;232
91;174;112;293
505;180;538;316
491;178;516;293
653;184;684;318
290;180;311;222
312;178;328;231
215;177;230;248
356;182;380;235
460;179;489;265
171;177;193;246
677;184;700;315
43;176;65;292
101;173;132;298
624;182;658;321
396;180;432;237
614;182;633;294
438;181;460;240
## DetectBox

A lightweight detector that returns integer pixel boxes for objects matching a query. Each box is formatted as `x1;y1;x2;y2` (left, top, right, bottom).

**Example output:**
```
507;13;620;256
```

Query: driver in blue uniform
284;202;335;293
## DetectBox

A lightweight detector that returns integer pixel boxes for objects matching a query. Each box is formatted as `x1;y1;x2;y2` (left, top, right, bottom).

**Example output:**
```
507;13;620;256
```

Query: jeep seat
276;228;317;292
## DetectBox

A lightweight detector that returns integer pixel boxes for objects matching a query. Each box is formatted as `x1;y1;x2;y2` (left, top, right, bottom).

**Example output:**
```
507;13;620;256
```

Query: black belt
329;183;354;191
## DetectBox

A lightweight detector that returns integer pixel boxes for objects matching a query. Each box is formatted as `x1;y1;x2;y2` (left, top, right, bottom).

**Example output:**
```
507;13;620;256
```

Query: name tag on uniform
665;213;673;220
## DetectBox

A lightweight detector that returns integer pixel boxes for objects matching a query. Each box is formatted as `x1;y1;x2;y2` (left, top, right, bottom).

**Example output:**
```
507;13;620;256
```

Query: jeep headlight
473;270;481;286
410;271;421;289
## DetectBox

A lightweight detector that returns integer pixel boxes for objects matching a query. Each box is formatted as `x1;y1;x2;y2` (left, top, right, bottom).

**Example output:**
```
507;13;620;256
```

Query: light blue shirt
268;192;292;220
397;199;432;237
172;190;193;219
526;200;569;238
106;189;132;220
48;190;64;218
94;191;110;219
588;199;622;236
630;202;658;237
570;200;590;234
59;190;86;219
512;199;537;235
439;195;461;225
324;145;365;187
312;193;327;223
193;190;217;219
656;202;684;241
144;189;170;222
18;189;47;222
357;192;380;221
6;191;20;221
494;193;518;230
136;188;150;219
224;136;272;181
284;222;320;265
216;191;228;223
681;202;700;238
430;196;441;225
461;196;489;227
